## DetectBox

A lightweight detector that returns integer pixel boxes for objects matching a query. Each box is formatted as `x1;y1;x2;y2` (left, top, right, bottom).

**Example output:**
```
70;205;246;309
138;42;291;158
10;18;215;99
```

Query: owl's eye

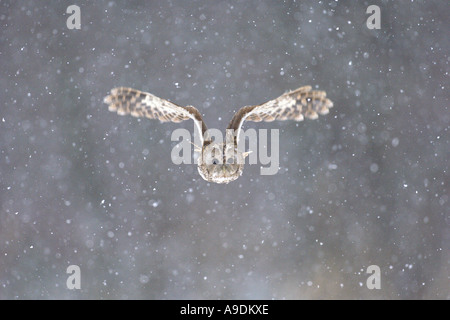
212;159;218;165
226;157;235;164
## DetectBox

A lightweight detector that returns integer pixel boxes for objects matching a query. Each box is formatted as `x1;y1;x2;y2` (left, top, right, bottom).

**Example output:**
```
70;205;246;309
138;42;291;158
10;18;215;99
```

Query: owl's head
197;143;245;184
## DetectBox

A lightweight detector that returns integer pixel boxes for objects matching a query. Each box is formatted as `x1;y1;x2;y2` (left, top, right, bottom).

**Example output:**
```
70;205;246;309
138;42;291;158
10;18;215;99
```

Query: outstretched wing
227;86;333;143
104;87;207;143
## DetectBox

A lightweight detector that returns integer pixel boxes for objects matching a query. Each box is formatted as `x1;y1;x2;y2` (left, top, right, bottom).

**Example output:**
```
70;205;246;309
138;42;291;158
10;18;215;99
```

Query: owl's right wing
104;87;208;144
227;85;333;143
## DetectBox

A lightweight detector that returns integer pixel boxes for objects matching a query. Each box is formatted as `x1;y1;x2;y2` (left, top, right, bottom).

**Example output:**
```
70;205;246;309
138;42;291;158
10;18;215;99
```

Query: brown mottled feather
104;87;207;138
227;86;333;142
104;85;333;183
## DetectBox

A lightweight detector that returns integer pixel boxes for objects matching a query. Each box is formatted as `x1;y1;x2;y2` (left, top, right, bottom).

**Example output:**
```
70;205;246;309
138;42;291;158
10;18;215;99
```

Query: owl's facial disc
197;143;245;184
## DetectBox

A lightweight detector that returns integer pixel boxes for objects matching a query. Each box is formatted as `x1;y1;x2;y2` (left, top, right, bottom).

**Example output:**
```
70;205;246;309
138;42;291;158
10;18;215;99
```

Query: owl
104;85;333;184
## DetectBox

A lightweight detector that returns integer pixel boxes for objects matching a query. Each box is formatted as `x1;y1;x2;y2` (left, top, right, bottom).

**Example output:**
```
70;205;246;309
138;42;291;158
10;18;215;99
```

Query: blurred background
0;0;448;299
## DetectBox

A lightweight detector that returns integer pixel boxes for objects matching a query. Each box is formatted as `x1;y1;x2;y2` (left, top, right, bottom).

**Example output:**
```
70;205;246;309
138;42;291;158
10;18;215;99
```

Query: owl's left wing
104;87;208;144
227;86;333;143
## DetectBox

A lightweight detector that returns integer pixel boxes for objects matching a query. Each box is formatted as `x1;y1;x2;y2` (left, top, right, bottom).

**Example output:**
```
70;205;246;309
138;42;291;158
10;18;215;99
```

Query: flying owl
104;85;333;184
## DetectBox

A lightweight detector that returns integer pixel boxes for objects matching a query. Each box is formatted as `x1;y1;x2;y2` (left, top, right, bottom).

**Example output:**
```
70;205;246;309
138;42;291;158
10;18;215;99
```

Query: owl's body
197;141;245;184
104;85;333;184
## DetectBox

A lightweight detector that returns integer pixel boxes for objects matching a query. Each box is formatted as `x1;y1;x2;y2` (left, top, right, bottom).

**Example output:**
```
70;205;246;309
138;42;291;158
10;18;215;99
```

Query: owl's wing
227;86;333;143
104;87;208;144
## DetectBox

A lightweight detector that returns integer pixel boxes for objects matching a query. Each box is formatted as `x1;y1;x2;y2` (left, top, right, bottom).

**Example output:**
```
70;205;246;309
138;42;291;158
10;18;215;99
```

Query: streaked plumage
104;85;333;183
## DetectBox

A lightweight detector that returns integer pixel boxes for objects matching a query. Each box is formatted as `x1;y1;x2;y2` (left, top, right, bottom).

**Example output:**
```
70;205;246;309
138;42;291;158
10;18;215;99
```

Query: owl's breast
197;142;245;184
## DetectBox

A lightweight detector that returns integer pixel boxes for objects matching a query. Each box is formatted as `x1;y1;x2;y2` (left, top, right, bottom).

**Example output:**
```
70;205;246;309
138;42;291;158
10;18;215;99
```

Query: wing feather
227;86;333;143
104;87;207;143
